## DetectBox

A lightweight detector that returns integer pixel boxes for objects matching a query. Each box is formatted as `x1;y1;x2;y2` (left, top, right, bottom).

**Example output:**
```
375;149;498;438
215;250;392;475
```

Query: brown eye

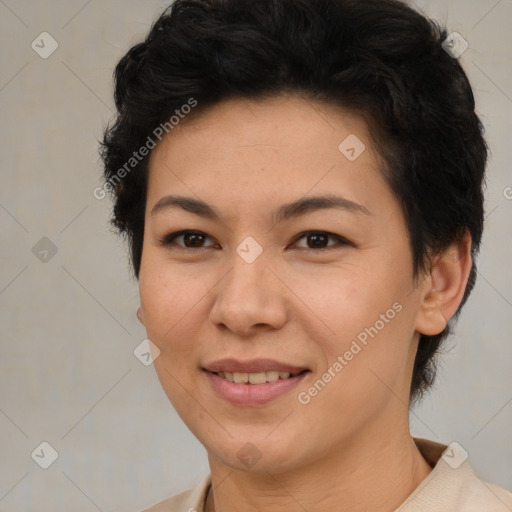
306;233;329;248
182;232;206;247
162;230;216;249
293;231;350;250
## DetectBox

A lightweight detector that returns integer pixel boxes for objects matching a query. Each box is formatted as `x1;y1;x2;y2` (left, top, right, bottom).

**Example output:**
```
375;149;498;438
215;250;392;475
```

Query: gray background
0;0;511;511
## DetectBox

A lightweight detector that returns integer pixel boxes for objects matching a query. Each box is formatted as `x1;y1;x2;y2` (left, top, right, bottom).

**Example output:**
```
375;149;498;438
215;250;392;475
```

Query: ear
414;231;473;336
137;306;146;326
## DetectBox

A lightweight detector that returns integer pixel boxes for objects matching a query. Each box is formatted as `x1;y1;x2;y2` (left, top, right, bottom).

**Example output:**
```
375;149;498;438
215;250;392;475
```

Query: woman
100;0;512;510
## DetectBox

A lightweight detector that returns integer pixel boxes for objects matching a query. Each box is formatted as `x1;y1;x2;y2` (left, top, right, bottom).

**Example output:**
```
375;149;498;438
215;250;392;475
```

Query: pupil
184;233;204;247
309;233;327;248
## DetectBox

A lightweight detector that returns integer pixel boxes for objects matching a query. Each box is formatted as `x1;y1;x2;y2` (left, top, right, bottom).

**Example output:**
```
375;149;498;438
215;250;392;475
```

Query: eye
160;229;352;251
292;231;351;250
161;230;217;249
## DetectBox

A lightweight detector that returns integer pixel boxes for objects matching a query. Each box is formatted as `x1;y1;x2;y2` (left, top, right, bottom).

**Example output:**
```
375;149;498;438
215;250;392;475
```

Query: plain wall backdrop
1;0;511;511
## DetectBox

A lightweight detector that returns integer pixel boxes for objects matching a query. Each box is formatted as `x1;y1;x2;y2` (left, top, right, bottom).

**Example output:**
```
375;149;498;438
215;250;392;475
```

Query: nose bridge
221;244;270;303
221;232;269;289
209;242;287;334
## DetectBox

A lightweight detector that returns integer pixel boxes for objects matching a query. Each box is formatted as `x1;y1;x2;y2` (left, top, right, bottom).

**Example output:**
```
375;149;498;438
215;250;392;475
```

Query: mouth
212;369;307;384
202;357;309;375
202;358;311;406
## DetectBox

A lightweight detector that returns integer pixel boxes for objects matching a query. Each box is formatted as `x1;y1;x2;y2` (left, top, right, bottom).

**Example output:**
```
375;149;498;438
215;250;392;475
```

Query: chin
202;430;310;475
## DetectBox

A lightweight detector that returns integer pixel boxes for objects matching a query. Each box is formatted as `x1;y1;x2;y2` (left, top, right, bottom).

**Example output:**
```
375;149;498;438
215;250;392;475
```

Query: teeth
233;372;248;383
248;372;267;384
217;370;294;384
265;371;280;382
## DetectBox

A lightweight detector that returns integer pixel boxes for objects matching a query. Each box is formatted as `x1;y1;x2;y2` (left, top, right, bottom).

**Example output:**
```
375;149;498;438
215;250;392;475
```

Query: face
138;95;425;474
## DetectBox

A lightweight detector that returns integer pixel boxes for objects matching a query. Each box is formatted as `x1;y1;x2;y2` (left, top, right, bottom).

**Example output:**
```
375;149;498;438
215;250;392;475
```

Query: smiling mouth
204;364;311;405
212;370;308;384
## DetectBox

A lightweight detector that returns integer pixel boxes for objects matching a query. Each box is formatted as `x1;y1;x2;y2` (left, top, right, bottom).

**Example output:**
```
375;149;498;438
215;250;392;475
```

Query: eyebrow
150;194;371;222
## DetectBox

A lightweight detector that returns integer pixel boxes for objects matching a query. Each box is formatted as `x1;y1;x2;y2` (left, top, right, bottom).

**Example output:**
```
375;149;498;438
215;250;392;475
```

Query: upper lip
203;358;308;375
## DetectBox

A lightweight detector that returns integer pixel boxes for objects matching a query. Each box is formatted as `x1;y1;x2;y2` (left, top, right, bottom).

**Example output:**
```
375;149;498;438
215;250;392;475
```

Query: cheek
297;265;414;403
297;261;405;343
139;263;208;407
139;257;210;343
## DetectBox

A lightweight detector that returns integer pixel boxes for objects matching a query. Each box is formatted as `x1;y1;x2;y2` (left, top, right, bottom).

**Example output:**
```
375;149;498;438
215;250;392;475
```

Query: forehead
150;94;375;164
146;95;395;224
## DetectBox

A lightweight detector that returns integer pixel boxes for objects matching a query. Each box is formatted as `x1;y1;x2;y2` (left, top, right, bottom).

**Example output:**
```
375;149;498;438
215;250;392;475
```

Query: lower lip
203;370;309;406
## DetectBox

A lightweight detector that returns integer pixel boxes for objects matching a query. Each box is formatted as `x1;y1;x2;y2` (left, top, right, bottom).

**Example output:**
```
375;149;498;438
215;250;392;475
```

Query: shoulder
141;489;194;512
455;472;512;511
141;474;211;512
400;438;512;512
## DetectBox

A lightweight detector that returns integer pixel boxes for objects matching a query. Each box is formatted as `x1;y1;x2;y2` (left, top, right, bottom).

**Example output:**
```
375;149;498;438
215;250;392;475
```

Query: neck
205;425;432;512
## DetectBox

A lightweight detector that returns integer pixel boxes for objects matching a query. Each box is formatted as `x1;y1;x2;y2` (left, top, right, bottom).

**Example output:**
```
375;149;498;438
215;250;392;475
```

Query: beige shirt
143;438;512;511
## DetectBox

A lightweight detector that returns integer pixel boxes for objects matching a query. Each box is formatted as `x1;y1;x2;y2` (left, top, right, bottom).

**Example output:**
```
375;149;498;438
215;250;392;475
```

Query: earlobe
137;306;146;326
414;231;472;336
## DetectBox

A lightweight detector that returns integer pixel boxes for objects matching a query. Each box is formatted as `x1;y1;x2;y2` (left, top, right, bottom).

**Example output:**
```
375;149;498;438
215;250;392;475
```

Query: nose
208;250;288;337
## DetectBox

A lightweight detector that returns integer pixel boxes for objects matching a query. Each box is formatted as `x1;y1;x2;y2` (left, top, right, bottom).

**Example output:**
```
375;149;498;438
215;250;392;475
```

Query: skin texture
138;94;472;512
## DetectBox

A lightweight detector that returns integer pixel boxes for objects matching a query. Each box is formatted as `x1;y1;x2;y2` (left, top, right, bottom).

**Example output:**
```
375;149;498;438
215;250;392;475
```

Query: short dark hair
100;0;487;404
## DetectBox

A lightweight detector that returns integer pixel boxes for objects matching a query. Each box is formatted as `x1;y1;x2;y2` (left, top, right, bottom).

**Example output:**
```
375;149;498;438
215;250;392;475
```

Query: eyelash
160;230;353;251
